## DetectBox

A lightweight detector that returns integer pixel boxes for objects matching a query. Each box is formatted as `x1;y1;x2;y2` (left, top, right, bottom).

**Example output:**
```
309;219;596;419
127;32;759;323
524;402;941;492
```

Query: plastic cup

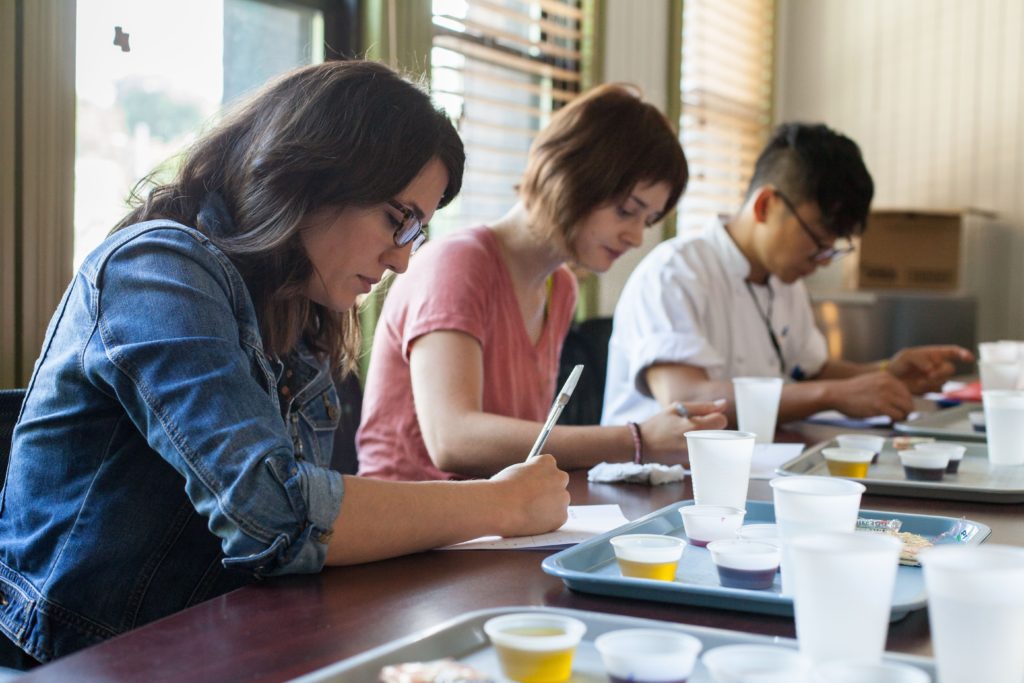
979;360;1022;391
769;476;865;595
594;628;703;683
822;447;875;478
920;544;1024;683
679;505;746;548
609;534;685;582
685;430;757;509
979;340;1020;362
733;377;784;444
483;612;586;683
968;410;986;433
701;644;811;683
982;390;1024;466
898;449;949;481
736;523;781;550
809;660;932;682
835;434;885;464
789;532;902;665
706;539;780;590
914;443;966;474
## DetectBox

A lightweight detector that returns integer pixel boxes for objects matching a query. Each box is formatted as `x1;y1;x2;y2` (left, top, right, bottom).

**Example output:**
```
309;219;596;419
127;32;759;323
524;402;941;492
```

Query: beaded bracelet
627;422;644;465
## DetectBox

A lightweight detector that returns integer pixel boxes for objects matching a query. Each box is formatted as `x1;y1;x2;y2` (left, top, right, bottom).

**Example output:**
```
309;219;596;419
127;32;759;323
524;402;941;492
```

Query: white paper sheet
441;504;629;551
750;443;805;479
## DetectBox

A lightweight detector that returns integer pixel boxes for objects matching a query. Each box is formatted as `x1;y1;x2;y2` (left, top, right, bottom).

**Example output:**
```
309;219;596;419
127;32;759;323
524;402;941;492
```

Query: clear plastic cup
835;434;885;464
701;644;811;683
769;476;865;596
968;411;986;433
822;447;875;478
609;534;685;582
809;660;932;682
914;443;966;474
898;449;950;481
679;505;746;547
732;377;784;444
483;612;586;683
685;430;757;509
978;360;1022;391
920;544;1024;683
789;532;902;665
594;628;703;683
982;390;1024;466
706;539;780;590
979;341;1020;363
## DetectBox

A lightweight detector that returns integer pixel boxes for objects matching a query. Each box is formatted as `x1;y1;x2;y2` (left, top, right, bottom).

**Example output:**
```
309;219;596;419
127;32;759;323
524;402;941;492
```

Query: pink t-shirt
357;226;578;481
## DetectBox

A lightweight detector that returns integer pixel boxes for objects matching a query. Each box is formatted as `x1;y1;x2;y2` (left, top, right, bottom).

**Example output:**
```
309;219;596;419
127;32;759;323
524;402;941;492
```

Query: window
74;0;329;267
677;0;775;234
429;0;583;237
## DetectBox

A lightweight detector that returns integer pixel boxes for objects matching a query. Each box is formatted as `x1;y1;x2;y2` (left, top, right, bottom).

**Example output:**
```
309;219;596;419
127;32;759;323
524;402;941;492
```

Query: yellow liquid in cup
616;557;678;581
493;629;576;683
826;460;869;478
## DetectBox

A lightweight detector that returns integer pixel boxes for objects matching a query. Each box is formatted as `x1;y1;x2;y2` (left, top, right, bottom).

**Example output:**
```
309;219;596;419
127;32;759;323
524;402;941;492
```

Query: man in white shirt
603;123;972;427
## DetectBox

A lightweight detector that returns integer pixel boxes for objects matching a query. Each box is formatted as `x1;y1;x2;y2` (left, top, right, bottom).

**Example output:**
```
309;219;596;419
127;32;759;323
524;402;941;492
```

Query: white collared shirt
601;215;828;425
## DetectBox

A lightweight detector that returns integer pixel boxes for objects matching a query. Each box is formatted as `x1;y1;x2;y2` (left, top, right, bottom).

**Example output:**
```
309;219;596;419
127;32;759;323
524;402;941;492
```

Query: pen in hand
525;364;584;462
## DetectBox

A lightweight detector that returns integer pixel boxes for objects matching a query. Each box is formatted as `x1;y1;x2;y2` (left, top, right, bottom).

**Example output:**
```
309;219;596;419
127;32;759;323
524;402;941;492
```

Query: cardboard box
834;209;994;292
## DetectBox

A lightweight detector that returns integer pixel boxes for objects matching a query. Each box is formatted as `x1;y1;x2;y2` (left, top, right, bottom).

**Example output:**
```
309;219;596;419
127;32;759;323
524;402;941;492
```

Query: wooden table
21;419;1024;682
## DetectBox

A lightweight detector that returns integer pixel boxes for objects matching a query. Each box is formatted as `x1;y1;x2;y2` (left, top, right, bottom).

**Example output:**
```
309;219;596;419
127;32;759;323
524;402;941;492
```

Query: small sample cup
706;539;780;590
835;434;885;464
914;442;966;474
678;505;746;548
483;613;586;683
609;534;685;582
969;410;986;433
809;660;932;683
822;447;875;478
701;644;811;683
898;449;950;481
736;523;781;550
594;628;703;683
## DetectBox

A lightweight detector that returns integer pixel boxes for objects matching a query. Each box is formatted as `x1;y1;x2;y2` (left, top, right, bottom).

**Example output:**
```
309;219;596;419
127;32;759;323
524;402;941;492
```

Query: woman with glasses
0;61;570;667
602;122;972;428
357;84;728;483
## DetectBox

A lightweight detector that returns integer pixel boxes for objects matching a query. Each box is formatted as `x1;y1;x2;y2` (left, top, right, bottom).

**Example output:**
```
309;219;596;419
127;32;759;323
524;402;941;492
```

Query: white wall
596;0;671;317
775;0;1024;339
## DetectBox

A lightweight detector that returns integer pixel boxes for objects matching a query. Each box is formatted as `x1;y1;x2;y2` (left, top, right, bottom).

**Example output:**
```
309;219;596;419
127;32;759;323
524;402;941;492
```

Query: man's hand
829;372;915;421
887;345;974;394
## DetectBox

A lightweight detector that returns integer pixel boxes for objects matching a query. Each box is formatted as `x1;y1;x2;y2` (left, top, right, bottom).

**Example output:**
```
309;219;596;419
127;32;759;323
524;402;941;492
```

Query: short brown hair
519;83;687;255
116;60;464;375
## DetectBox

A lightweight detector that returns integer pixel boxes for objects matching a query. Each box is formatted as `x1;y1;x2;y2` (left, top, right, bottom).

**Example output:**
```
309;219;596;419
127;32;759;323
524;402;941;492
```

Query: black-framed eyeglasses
387;200;427;252
774;191;855;264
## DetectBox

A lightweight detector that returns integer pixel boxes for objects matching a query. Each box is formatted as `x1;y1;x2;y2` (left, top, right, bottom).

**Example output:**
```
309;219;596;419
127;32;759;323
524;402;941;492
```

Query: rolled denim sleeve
85;226;343;576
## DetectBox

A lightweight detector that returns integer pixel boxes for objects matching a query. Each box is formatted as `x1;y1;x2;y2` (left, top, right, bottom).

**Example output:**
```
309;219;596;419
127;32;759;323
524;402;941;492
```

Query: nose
383;242;412;275
622;220;645;249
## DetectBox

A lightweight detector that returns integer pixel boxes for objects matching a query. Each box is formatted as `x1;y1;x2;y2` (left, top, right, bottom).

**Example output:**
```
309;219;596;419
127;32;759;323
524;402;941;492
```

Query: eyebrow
627;194;649;210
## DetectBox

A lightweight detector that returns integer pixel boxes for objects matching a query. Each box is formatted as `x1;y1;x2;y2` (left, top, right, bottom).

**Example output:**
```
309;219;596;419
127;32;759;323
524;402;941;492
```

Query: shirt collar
705;214;753;281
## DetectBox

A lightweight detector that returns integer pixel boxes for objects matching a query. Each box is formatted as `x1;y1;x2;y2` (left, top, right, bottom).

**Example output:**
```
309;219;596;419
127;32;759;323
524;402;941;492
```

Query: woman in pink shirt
357;84;727;481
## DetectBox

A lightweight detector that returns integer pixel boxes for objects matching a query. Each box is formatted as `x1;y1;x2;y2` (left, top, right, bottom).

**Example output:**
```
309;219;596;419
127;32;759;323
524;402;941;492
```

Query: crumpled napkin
587;461;687;486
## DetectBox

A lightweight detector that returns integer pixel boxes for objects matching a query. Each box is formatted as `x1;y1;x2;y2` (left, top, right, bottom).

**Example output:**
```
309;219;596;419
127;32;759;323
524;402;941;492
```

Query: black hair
746;122;874;237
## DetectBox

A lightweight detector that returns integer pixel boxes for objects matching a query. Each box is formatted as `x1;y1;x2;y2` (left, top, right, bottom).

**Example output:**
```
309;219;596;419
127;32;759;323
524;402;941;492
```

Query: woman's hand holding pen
640;398;729;463
490;454;570;537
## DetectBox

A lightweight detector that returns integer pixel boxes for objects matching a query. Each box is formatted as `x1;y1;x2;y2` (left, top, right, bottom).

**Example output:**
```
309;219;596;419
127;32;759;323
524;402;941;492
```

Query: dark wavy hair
518;83;687;257
746;122;874;238
116;60;465;374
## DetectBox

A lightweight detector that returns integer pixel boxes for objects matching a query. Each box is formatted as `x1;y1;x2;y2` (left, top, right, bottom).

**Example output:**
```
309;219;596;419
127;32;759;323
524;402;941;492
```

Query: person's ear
751;186;774;224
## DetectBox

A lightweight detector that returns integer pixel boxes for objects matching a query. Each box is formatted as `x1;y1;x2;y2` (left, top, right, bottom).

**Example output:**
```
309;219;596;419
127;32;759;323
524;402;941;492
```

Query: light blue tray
542;500;990;621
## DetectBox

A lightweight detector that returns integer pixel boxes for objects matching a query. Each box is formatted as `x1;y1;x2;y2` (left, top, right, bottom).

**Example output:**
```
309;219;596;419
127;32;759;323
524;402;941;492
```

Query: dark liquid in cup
903;465;944;481
687;537;710;548
945;460;962;474
610;677;688;683
715;565;778;590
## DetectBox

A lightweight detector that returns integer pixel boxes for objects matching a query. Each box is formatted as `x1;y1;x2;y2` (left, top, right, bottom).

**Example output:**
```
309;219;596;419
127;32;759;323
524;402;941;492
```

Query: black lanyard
744;280;785;375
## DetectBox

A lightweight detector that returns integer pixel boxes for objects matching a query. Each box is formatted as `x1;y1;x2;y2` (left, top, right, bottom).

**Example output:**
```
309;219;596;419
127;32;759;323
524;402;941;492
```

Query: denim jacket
0;219;345;662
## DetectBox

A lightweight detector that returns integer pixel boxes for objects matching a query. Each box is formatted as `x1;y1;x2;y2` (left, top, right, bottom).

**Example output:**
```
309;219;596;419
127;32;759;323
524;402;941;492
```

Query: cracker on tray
380;658;494;683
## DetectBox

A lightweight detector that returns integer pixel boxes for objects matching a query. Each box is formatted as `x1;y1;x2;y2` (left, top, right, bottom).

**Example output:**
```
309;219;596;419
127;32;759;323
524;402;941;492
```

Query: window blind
430;0;582;236
677;0;775;234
